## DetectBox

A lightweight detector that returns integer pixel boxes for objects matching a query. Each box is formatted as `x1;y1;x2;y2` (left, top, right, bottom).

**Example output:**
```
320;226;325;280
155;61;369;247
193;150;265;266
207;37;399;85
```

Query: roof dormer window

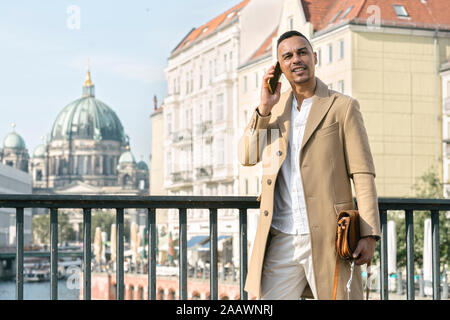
393;4;409;17
329;11;342;24
340;6;354;20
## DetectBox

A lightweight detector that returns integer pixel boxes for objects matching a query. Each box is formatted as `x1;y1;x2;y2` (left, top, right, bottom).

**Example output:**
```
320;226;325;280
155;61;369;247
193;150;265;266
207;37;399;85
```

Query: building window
338;80;344;93
208;101;212;121
216;137;225;165
340;6;354;20
224;54;227;72
256;177;260;193
186;72;191;94
243;76;248;93
339;40;344;60
229;52;233;70
393;5;408;17
329;11;341;24
199;67;203;89
288;16;294;30
209;61;213;84
216;94;224;121
36;170;42;181
167;113;172;134
243;110;248;127
255;72;259;88
245;179;249;195
328;44;333;63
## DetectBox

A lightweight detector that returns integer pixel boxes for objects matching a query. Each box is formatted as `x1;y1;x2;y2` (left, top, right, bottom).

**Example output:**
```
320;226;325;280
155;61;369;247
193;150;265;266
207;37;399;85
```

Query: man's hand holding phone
259;63;282;117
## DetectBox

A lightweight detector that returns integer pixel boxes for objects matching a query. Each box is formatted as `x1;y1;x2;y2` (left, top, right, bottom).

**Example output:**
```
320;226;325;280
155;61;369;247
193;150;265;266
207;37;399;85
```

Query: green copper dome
50;71;128;143
119;151;136;164
3;131;26;149
137;160;148;171
33;144;46;158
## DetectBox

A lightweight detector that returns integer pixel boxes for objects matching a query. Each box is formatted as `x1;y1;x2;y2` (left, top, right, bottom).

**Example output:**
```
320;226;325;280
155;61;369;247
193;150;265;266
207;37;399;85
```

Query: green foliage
387;165;449;271
32;211;76;244
90;209;130;243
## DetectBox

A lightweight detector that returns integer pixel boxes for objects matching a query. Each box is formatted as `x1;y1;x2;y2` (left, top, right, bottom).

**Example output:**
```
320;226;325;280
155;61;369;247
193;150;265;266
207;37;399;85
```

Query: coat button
264;210;269;216
276;150;282;156
267;179;272;185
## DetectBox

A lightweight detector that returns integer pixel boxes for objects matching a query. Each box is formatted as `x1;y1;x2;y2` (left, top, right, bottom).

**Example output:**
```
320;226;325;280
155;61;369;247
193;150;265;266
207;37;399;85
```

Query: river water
0;280;79;300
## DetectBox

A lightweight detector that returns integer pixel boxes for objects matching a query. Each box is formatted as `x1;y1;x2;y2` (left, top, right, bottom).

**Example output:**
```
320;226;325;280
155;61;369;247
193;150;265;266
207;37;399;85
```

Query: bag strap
332;257;371;300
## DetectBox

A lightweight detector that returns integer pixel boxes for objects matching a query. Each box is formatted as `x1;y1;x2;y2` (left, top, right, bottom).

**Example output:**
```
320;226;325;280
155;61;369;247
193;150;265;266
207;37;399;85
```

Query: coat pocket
333;200;354;216
316;121;339;136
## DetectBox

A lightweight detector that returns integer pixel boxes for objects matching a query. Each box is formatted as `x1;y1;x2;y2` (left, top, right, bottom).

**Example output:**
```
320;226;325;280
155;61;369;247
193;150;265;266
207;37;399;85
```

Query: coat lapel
276;77;336;153
300;77;336;152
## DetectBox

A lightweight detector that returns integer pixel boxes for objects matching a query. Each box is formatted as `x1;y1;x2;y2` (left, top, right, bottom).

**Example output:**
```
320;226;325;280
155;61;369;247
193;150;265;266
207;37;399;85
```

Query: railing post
380;209;388;300
431;210;440;300
179;208;187;300
83;208;91;300
209;208;218;300
239;208;248;300
15;207;24;300
50;208;58;300
405;209;414;300
147;208;156;300
116;208;124;300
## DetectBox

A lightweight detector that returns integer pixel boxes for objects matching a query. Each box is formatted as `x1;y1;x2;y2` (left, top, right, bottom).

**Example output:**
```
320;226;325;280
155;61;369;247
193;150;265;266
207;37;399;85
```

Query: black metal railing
0;195;447;300
0;195;259;300
377;198;447;300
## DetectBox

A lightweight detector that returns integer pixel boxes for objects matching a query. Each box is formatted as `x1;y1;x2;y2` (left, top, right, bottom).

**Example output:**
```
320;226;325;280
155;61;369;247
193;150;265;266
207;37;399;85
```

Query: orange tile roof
312;0;450;32
171;0;250;55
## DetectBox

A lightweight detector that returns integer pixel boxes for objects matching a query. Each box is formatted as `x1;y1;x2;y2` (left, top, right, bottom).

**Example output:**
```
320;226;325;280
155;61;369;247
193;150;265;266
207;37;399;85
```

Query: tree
387;165;450;271
90;209;130;243
32;211;76;245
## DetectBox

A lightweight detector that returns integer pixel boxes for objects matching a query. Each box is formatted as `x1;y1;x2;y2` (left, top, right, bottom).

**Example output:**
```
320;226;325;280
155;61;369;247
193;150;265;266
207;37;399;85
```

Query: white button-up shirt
271;95;313;235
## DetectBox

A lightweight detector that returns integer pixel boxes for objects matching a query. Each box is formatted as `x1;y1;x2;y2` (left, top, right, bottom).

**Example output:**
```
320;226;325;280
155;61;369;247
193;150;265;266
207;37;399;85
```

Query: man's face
277;36;317;85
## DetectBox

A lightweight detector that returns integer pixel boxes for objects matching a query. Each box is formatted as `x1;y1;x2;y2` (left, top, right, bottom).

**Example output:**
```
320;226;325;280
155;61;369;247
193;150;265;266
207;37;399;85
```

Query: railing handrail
0;194;260;209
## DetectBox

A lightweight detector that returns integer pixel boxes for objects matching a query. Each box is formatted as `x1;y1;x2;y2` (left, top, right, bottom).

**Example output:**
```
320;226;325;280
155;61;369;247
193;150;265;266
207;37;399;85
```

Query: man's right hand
258;64;282;116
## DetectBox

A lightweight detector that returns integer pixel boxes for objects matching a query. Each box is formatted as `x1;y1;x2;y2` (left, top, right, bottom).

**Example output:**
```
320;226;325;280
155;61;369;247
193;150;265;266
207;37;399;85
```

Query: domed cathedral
0;123;30;173
29;68;149;195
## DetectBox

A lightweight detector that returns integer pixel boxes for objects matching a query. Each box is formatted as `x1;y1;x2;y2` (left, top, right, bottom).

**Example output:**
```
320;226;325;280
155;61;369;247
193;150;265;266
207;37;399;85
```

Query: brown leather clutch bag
333;210;371;300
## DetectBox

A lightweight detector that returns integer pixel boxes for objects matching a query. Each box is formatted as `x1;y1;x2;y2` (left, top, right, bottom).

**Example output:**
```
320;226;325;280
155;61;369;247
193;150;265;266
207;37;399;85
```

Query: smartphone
268;62;282;94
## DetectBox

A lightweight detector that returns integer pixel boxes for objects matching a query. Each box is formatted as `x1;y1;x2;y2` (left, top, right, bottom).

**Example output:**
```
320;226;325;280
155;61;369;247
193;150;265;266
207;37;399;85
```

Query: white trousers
261;227;318;300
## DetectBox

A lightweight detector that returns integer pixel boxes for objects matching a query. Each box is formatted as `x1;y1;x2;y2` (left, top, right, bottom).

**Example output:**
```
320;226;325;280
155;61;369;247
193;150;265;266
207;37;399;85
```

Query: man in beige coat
238;31;381;300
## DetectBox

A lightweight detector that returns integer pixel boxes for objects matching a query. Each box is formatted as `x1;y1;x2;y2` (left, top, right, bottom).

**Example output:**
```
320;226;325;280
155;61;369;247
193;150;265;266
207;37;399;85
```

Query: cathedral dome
137;160;148;171
50;70;128;143
33;144;46;158
119;151;136;164
3;131;26;149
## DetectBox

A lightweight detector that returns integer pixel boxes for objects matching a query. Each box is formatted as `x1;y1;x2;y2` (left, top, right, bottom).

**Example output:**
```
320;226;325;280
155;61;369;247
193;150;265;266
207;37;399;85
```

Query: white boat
24;268;50;282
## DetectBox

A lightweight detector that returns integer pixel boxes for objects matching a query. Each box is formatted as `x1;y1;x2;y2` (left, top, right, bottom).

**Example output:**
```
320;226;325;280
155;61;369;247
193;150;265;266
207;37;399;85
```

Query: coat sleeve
353;173;381;239
238;107;271;166
343;98;380;239
343;98;376;178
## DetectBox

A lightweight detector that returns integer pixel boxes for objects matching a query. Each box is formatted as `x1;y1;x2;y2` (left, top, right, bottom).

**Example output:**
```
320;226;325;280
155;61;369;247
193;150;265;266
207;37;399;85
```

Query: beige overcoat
238;77;381;300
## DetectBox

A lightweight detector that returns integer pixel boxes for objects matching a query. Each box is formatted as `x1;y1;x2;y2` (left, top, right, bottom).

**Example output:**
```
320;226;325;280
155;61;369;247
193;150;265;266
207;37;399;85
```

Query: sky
0;0;242;166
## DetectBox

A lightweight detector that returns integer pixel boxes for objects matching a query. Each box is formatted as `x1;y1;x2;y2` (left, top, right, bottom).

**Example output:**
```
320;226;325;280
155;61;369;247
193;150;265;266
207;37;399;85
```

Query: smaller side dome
3;132;26;149
119;151;136;164
137;160;148;171
33;144;46;158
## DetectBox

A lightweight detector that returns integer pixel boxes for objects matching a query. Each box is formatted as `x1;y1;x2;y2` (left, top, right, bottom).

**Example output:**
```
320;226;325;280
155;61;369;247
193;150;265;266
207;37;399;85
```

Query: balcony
195;166;213;180
0;195;448;300
170;170;192;184
195;120;212;136
171;130;192;144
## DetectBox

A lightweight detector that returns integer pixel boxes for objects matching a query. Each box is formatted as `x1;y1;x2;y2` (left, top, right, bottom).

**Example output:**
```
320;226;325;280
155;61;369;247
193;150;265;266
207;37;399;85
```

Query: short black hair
277;30;313;50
